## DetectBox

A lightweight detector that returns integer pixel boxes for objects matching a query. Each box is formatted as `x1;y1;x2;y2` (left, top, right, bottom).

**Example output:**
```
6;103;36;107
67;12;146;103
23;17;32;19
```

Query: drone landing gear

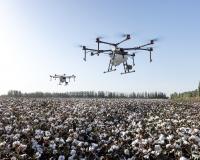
103;59;116;74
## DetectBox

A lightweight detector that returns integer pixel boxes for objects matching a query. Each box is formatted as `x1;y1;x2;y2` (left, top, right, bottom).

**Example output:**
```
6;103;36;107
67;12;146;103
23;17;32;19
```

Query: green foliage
171;81;200;100
198;81;200;97
7;90;167;99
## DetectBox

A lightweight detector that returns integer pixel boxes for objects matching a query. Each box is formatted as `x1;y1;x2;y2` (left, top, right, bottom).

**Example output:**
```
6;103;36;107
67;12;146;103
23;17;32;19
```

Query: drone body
111;49;128;66
80;34;157;74
50;74;76;86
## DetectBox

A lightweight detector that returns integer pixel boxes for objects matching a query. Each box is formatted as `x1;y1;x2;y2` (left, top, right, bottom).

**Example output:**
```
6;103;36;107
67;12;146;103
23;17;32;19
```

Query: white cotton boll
45;131;51;137
68;155;75;160
58;155;65;160
143;154;149;159
151;151;155;155
19;144;27;152
192;129;199;134
50;143;56;150
124;149;130;155
166;125;172;130
0;141;6;148
191;144;198;151
48;117;54;122
72;139;79;145
13;134;20;140
127;156;136;160
121;131;126;137
20;154;27;159
141;139;148;145
189;135;200;143
60;138;65;144
172;119;178;123
70;149;76;155
77;141;84;147
92;143;98;148
34;119;39;123
35;135;41;139
35;152;41;159
89;146;95;152
158;134;165;144
22;128;29;134
176;151;182;157
166;134;174;141
86;127;92;132
147;138;153;143
55;137;60;142
166;144;172;149
53;149;58;154
174;143;181;149
132;139;139;146
35;129;43;135
108;148;113;153
11;156;17;160
5;125;12;133
111;145;119;150
154;145;162;156
12;141;20;148
142;149;148;154
73;132;79;139
66;137;73;143
179;156;189;160
136;128;141;133
43;136;49;141
80;130;85;134
84;142;88;146
183;140;189;145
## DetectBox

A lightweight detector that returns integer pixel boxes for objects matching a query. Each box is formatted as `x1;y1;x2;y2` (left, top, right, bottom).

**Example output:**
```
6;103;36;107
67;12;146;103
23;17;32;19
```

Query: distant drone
50;74;76;85
80;34;157;74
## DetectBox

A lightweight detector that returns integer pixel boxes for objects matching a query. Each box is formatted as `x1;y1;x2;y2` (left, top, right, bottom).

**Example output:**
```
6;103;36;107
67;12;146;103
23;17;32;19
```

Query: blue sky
0;0;200;95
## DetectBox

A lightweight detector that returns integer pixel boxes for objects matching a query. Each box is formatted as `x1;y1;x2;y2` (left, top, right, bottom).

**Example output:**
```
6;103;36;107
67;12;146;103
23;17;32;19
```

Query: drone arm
97;40;116;46
122;42;153;51
116;36;131;46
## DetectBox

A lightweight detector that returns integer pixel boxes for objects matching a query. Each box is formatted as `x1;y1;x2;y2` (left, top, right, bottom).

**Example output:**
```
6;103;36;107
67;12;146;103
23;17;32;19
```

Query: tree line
171;81;200;99
6;90;167;99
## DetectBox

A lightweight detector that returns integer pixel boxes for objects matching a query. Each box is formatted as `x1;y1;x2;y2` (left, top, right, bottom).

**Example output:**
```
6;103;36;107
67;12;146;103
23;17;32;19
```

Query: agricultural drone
50;74;76;86
80;34;158;74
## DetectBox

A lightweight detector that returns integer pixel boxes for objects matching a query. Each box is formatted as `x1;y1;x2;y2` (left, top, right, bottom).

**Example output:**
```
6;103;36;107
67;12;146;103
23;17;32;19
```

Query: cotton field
0;98;200;160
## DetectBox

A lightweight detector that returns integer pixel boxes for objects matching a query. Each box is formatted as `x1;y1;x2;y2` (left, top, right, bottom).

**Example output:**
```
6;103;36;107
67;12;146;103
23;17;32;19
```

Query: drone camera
126;64;133;70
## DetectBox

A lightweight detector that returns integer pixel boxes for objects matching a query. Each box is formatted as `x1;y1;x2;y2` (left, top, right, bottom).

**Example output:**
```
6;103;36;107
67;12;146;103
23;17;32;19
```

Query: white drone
50;74;76;85
80;34;157;74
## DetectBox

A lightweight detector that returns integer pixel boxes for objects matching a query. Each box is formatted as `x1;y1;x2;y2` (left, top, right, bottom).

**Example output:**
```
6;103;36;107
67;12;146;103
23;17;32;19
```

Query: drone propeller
95;35;106;44
78;45;87;50
150;37;162;44
116;33;133;39
121;34;131;39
